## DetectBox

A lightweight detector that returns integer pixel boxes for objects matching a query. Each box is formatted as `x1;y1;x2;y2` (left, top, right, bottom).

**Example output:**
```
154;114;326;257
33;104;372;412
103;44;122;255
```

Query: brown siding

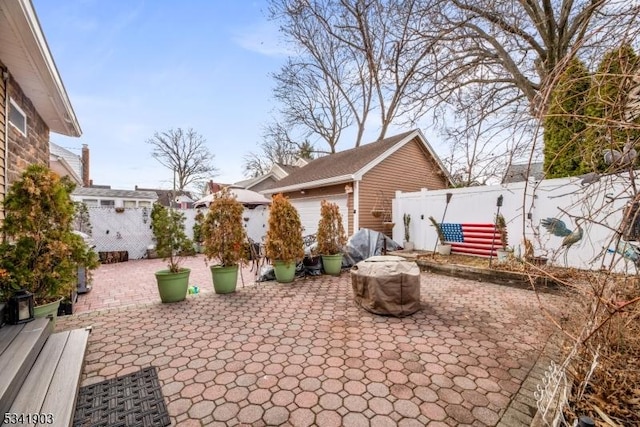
359;137;449;233
0;62;5;219
281;183;347;200
6;76;50;186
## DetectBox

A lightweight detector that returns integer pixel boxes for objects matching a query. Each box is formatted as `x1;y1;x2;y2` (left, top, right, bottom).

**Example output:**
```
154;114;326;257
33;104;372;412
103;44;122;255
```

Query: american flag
440;223;503;257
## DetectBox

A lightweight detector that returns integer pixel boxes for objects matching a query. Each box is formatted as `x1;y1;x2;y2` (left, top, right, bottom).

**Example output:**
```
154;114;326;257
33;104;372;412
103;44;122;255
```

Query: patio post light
7;289;34;324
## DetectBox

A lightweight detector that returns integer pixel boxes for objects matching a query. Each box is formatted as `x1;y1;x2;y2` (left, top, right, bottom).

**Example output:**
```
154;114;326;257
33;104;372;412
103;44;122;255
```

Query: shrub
150;203;193;272
265;194;304;263
316;200;346;255
0;164;99;305
202;188;247;267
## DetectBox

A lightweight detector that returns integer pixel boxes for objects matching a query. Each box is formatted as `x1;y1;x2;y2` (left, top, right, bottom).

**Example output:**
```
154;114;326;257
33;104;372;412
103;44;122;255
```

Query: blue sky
34;0;292;191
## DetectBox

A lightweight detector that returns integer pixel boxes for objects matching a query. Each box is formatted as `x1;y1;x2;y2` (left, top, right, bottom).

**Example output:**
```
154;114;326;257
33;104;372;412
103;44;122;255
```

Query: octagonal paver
57;257;564;426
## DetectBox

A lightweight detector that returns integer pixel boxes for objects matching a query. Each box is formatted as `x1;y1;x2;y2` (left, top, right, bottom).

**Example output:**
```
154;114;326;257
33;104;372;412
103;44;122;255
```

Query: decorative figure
579;172;601;186
607;241;640;267
603;140;637;168
541;217;583;265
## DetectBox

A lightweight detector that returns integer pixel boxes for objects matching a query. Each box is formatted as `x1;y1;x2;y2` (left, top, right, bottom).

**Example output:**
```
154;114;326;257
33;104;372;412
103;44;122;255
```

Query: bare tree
269;0;639;183
269;0;433;146
242;122;316;178
147;128;217;190
273;59;351;153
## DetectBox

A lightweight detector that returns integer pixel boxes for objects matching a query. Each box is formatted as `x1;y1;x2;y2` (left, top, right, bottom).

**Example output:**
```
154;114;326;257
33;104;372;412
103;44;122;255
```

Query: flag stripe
441;223;503;257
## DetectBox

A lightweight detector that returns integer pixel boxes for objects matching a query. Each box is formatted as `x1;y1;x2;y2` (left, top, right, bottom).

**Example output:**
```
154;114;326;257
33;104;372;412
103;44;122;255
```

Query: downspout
2;67;9;221
353;180;360;233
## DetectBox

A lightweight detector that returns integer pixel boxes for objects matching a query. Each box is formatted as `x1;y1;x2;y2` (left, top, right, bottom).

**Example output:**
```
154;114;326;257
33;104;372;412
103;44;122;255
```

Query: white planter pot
437;244;452;255
403;241;415;251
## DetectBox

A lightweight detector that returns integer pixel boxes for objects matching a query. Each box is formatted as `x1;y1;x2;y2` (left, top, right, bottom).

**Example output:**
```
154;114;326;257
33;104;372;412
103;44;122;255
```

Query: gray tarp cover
351;255;421;317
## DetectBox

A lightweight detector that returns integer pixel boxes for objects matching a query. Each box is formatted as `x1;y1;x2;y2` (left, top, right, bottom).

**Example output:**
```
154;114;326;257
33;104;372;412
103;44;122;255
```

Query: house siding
282;183;346;201
359;137;448;233
249;177;277;193
6;76;50;186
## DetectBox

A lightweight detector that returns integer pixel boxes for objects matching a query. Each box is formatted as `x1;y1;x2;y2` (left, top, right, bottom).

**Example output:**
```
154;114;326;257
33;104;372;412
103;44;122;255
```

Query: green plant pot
34;298;62;329
154;268;190;303
273;260;296;283
210;265;238;294
321;254;343;276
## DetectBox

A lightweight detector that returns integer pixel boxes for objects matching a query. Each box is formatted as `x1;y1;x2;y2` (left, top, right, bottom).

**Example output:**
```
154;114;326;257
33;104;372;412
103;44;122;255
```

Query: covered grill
351;256;421;317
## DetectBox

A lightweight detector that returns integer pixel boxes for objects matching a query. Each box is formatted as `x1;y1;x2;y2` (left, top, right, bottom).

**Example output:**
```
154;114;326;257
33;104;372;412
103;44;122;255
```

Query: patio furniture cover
351;255;421;317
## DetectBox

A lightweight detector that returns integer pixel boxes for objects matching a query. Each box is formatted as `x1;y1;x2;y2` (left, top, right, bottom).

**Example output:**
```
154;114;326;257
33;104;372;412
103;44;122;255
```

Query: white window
123;200;137;208
100;200;115;207
9;99;27;136
138;201;151;207
83;199;98;207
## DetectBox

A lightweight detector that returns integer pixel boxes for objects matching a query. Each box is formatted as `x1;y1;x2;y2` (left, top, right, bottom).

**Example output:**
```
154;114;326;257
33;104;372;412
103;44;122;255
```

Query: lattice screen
87;207;199;259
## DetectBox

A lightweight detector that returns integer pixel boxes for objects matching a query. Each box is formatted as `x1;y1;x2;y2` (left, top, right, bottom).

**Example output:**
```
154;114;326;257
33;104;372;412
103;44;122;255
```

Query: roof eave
261;174;355;195
50;155;82;185
0;0;81;137
353;129;454;186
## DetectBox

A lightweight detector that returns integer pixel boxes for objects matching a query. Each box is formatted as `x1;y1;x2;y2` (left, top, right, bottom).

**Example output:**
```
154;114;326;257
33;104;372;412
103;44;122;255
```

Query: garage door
290;195;349;236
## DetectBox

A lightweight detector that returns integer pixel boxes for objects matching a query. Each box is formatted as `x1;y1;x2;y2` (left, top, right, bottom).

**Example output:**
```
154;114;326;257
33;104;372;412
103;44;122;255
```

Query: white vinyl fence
84;206;268;260
392;174;637;272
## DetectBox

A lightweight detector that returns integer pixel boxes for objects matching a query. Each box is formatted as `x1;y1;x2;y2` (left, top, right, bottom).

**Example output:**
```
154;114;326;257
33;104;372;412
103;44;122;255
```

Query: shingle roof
72;187;158;199
264;131;416;192
501;162;545;183
135;187;195;206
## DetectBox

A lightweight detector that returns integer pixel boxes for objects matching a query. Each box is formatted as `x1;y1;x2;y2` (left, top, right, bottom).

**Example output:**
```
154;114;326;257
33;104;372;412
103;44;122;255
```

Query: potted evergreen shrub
265;194;304;283
316;200;347;275
150;203;193;303
202;188;247;294
0;164;99;326
403;213;414;251
428;216;451;255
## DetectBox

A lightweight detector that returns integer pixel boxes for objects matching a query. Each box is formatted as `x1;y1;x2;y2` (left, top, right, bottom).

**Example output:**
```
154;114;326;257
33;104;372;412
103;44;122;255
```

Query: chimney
81;144;90;187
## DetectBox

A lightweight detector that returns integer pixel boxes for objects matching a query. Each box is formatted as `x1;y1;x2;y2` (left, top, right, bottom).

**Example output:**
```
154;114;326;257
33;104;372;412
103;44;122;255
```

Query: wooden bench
0;319;90;427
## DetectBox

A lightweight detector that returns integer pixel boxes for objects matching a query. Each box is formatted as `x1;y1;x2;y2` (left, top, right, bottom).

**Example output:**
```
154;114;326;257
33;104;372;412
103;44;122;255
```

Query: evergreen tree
544;58;591;178
583;45;640;172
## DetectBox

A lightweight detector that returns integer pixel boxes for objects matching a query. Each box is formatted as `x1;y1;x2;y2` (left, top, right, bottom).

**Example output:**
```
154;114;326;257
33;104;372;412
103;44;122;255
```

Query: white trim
0;0;81;136
8;98;27;136
50;155;82;185
353;180;360;232
264;129;454;194
262;174;354;195
354;129;454;186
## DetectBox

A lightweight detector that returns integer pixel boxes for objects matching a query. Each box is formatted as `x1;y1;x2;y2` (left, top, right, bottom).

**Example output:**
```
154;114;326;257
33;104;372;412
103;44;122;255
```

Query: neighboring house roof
0;0;81;136
263;129;453;194
49;142;82;185
233;162;299;191
72;187;158;200
135;187;195;206
502;162;545;184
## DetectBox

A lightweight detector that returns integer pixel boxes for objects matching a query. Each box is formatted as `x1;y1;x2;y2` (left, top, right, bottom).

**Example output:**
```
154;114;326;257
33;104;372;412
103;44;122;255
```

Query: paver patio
57;258;564;426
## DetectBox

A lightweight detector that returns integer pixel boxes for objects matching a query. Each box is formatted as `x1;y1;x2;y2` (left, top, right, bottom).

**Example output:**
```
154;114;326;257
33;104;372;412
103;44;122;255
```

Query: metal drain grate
73;366;170;427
